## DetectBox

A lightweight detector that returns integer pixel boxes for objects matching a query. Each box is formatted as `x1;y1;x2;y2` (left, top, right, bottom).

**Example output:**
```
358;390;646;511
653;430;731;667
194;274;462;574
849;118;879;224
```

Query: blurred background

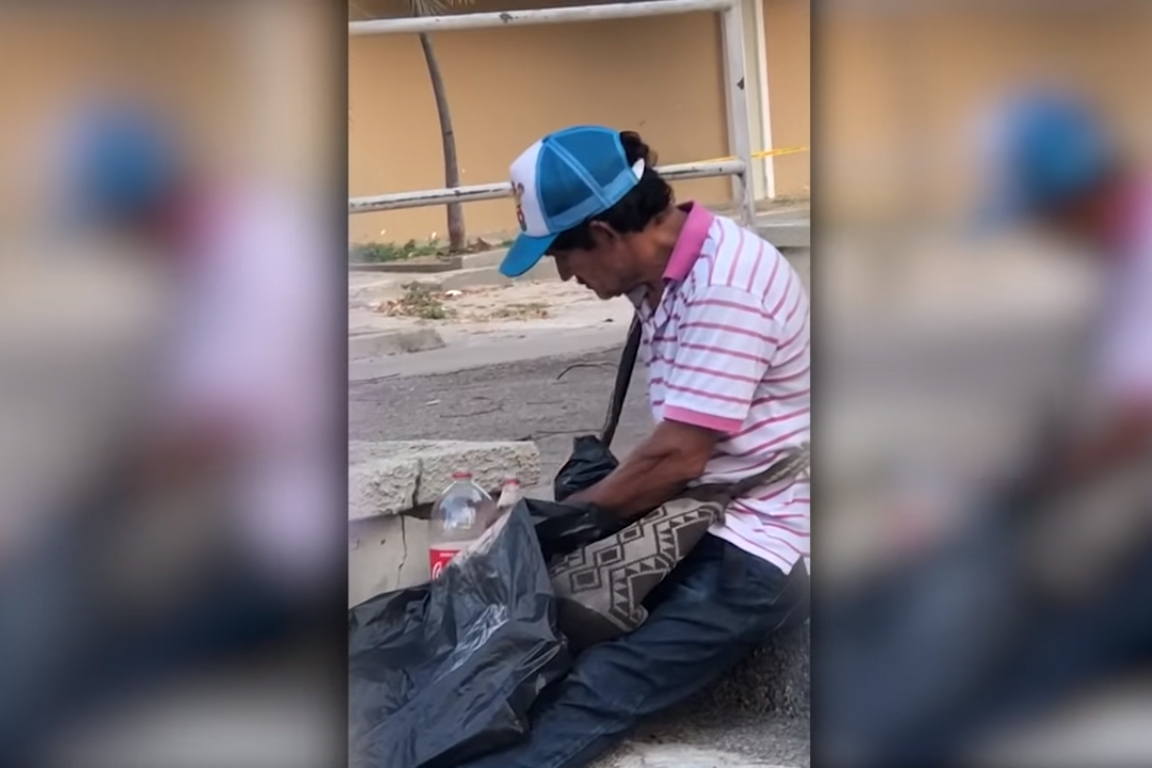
817;0;1152;766
7;0;1152;765
0;2;344;766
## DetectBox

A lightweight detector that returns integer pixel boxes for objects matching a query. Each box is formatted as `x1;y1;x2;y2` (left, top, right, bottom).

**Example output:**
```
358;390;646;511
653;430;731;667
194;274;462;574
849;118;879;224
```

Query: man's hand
567;419;723;520
1021;404;1152;504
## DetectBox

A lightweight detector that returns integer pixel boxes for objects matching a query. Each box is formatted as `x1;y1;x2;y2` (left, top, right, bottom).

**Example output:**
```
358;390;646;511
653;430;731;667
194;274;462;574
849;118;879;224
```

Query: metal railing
349;0;755;226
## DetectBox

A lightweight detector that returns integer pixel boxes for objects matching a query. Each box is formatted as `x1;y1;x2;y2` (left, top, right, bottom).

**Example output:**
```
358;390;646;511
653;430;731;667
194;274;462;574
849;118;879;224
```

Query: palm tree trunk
418;32;466;254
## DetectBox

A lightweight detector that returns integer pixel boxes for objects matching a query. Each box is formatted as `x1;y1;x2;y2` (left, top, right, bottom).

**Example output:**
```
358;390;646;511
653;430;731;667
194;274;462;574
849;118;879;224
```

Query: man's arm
570;276;790;519
567;419;723;520
1023;267;1152;502
1021;405;1152;503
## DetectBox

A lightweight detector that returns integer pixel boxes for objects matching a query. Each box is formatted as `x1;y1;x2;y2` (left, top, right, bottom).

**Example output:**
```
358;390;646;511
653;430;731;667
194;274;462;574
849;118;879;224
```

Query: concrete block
348;439;542;603
348;327;445;360
348;455;421;522
348;514;430;606
349;439;542;521
406;440;541;503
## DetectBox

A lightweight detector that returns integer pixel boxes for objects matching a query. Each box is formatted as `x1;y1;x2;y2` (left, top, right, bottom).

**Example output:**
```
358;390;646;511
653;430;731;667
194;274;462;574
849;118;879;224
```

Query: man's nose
555;256;574;282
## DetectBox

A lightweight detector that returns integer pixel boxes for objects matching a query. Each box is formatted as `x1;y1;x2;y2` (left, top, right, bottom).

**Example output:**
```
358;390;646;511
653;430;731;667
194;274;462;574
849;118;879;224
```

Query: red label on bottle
429;546;462;580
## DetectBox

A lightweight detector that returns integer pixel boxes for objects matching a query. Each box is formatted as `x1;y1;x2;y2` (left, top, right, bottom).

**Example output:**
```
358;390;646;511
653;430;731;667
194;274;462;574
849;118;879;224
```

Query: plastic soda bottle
496;477;523;513
428;470;497;579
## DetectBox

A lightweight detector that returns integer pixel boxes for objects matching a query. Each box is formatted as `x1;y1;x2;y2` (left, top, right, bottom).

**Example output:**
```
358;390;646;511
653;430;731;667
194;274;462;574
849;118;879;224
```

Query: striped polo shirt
635;202;810;573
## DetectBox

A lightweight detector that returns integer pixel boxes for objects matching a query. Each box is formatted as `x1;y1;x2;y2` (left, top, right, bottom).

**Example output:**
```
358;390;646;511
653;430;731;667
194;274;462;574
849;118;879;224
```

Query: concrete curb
364;245;807;299
347;216;811;303
350;216;808;284
349;257;463;273
348;247;512;274
349;439;542;520
758;223;810;249
348;439;542;605
348;327;445;360
593;743;801;768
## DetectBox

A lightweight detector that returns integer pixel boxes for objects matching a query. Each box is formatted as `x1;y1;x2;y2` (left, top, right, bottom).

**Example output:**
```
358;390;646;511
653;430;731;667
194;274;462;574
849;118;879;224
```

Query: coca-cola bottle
428;470;497;580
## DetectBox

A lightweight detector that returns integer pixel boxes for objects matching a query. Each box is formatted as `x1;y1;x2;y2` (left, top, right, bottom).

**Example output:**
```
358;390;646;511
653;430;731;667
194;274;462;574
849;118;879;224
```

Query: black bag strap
600;316;644;449
725;442;810;498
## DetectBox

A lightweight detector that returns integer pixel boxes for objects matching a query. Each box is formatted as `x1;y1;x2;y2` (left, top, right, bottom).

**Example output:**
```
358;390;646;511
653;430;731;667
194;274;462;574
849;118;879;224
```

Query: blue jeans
0;514;300;763
822;504;1152;767
881;539;1152;766
457;534;810;768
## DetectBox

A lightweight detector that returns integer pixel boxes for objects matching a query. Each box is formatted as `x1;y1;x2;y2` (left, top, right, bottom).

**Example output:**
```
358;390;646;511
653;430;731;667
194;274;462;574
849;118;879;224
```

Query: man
460;125;811;768
837;89;1152;767
0;99;334;760
946;89;1152;758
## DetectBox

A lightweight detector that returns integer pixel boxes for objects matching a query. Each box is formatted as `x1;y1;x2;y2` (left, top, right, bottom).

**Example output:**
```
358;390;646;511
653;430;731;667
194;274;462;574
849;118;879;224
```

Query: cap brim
499;232;557;278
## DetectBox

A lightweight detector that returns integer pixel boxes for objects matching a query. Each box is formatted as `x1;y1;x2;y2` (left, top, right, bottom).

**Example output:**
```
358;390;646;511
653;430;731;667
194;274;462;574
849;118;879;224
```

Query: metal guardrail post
720;0;756;227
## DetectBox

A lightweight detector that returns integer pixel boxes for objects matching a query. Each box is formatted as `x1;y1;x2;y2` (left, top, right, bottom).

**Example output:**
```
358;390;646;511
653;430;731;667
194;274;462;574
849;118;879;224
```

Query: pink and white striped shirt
636;202;810;574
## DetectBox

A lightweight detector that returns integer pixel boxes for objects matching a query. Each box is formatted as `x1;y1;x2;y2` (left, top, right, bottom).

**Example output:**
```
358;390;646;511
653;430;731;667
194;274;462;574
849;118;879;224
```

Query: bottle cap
451;470;472;480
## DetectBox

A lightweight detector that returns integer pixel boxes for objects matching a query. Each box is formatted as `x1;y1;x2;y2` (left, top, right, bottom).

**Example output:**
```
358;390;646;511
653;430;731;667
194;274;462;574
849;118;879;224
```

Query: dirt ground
349;279;634;338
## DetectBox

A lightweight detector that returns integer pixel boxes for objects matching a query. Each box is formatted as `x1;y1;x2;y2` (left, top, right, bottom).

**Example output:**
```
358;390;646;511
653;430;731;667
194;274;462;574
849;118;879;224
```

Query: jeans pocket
721;543;804;611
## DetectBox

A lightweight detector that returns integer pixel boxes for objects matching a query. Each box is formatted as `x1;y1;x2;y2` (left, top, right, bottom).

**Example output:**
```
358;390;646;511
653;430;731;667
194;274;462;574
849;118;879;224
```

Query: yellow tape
700;145;810;163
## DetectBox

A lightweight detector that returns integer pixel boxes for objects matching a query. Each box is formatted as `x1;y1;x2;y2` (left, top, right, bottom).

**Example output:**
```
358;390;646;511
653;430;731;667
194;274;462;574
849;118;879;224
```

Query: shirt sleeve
662;283;780;434
1097;257;1152;406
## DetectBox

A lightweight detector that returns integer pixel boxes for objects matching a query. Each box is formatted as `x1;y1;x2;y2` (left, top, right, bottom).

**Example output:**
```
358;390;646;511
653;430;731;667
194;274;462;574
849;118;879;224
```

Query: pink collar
663;201;715;281
1114;182;1152;256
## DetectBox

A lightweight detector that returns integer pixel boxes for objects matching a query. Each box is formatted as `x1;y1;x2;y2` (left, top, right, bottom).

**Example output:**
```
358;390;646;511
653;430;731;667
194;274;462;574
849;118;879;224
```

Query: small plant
489;302;550;320
379;282;456;320
350;239;444;264
349;236;509;264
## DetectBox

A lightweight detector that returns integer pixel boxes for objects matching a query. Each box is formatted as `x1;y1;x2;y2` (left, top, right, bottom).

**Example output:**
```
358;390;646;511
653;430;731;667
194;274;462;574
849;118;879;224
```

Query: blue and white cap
500;125;645;278
64;101;180;225
979;89;1115;226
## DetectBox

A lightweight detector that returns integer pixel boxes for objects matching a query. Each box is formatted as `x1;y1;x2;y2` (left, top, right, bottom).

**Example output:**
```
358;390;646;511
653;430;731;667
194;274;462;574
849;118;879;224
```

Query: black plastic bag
349;505;570;768
553;434;618;502
525;497;626;563
349;324;642;768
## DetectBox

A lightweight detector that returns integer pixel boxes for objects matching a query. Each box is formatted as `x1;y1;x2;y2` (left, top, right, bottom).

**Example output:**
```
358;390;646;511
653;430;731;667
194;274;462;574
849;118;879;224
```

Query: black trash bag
525;497;627;563
534;433;629;562
349;504;570;768
553;434;617;502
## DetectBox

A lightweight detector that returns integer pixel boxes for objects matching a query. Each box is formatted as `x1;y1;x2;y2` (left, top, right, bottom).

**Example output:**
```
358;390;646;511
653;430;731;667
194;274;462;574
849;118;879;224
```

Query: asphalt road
349;345;650;495
349;310;1080;482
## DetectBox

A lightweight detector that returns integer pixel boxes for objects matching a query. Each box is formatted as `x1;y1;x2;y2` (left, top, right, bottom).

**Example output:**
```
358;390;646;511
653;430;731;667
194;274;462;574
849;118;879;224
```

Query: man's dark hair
547;131;674;253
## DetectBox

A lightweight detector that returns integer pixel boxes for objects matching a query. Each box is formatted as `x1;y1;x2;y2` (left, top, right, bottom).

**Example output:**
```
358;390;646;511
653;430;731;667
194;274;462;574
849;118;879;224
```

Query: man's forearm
569;423;715;519
572;452;688;519
1026;413;1152;501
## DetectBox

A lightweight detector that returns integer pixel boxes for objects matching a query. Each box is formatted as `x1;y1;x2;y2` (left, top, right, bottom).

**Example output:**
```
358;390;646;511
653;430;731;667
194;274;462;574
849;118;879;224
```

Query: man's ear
587;220;620;247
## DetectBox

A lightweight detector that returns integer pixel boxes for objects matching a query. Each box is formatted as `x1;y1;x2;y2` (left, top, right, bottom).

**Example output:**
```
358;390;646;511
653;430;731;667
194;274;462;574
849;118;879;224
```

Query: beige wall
350;3;730;243
821;3;1152;226
349;0;813;244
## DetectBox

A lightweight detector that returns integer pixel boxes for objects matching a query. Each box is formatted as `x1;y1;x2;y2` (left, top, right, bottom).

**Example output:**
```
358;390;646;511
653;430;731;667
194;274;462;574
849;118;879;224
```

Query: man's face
1035;190;1111;251
551;224;640;300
